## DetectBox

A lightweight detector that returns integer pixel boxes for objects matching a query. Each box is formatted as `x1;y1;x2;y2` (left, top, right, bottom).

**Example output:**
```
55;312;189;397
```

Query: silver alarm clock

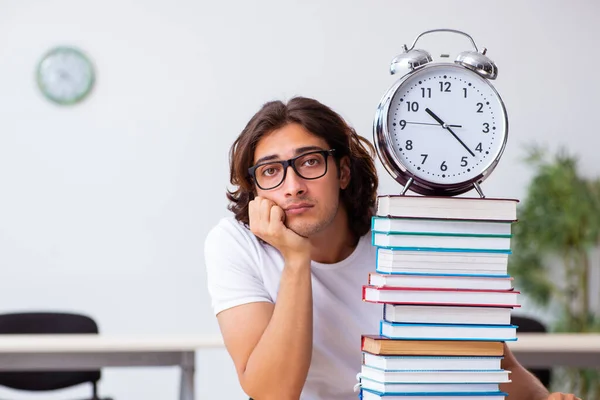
374;29;508;198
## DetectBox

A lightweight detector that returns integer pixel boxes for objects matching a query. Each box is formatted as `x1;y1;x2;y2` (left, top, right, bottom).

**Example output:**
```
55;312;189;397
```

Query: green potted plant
508;145;600;397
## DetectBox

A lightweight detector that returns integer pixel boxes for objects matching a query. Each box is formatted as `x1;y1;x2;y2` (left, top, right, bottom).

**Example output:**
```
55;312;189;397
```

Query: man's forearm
500;344;550;400
242;258;313;399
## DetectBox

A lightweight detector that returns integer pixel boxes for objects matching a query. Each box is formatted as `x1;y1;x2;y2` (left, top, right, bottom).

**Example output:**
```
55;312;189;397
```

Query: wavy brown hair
227;96;378;238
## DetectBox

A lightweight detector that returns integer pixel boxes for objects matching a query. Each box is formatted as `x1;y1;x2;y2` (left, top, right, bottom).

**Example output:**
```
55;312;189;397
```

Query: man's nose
282;165;306;196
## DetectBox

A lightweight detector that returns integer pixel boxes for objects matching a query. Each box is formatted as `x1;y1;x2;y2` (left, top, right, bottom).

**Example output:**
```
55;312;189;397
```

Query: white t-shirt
204;216;381;400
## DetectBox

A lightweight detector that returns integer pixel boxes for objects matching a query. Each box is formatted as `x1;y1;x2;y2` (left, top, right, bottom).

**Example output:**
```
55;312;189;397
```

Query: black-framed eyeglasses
248;149;336;190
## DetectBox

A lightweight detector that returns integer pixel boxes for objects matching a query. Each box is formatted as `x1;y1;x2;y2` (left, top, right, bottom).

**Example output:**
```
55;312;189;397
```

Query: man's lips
284;203;313;214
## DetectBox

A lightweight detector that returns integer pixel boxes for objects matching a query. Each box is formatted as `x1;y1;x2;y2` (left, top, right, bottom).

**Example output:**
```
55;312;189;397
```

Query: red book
362;285;520;308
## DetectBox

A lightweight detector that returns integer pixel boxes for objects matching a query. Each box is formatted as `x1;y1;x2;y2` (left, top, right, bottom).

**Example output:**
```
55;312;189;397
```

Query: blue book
379;321;518;342
372;231;512;253
381;304;513;326
362;353;504;371
371;216;512;237
360;388;507;400
374;248;510;277
359;379;501;395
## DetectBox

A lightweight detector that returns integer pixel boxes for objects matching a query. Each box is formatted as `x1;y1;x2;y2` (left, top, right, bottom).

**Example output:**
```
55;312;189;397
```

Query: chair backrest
511;314;551;388
0;312;101;391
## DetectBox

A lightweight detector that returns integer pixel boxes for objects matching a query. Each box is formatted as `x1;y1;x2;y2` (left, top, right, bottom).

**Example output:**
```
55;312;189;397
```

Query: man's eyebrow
294;145;324;155
254;145;325;165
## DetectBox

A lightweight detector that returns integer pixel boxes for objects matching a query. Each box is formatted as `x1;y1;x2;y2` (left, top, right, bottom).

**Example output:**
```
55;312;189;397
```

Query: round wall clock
36;46;95;105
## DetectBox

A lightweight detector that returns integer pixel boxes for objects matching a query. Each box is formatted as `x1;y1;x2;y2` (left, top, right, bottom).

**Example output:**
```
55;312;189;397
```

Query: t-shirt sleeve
204;219;273;315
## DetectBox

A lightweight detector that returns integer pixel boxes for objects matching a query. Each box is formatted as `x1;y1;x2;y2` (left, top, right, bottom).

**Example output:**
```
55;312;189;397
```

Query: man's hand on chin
544;393;581;400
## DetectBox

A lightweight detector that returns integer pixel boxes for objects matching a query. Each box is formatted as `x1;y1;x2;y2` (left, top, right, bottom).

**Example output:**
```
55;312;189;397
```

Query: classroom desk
508;333;600;368
0;333;597;400
0;334;224;400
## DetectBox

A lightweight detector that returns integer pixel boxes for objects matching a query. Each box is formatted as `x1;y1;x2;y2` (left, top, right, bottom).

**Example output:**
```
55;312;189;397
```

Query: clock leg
473;182;486;198
401;177;414;195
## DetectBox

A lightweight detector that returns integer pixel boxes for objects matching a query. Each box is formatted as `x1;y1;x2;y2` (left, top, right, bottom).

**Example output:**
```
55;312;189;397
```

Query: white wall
0;0;598;399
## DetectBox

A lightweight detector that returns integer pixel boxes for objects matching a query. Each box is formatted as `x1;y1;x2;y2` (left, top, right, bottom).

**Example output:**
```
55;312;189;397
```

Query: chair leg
92;380;113;400
91;380;108;400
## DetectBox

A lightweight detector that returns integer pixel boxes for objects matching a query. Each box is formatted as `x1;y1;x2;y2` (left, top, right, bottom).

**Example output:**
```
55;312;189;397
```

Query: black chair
0;312;112;400
511;315;551;388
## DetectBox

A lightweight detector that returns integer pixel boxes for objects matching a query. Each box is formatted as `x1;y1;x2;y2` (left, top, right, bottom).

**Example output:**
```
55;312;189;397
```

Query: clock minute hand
405;121;463;128
424;108;475;157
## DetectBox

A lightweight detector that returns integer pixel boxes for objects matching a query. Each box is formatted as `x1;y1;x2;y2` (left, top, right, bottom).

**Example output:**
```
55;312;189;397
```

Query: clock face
385;63;507;186
37;47;95;105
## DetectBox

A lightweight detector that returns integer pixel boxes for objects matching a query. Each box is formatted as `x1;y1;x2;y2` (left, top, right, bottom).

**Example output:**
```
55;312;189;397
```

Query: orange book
361;335;505;356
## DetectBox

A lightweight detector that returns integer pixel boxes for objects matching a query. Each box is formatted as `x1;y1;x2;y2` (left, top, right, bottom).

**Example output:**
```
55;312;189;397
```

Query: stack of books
357;195;520;400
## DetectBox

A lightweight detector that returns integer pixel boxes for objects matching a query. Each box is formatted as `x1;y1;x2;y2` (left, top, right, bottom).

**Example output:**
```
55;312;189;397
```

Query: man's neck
308;205;357;264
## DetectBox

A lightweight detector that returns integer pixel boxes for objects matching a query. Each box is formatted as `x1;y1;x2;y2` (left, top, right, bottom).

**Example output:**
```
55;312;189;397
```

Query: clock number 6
440;161;448;171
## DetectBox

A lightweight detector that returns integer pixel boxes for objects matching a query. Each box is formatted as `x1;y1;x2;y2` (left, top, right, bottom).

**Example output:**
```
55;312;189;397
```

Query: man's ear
339;156;351;190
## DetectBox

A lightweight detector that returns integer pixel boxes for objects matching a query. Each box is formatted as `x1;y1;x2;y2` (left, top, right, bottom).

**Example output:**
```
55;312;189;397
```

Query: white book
360;379;501;394
372;232;511;252
361;365;511;383
376;195;518;221
361;390;506;400
383;304;513;325
376;248;509;276
363;286;520;307
377;249;509;265
369;273;513;291
372;217;512;236
363;353;503;371
379;321;517;341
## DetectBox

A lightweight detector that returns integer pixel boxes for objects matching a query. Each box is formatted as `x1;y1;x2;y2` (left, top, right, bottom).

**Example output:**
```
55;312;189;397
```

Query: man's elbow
241;373;304;400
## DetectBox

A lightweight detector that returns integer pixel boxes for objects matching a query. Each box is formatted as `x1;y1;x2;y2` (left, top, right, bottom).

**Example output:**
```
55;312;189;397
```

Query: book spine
366;285;520;294
374;245;513;254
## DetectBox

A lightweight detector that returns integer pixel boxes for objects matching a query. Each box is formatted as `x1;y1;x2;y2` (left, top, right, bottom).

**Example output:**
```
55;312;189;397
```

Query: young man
204;97;579;400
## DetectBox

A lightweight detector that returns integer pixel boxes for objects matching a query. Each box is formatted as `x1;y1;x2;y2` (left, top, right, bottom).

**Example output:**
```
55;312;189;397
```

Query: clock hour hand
424;108;475;157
